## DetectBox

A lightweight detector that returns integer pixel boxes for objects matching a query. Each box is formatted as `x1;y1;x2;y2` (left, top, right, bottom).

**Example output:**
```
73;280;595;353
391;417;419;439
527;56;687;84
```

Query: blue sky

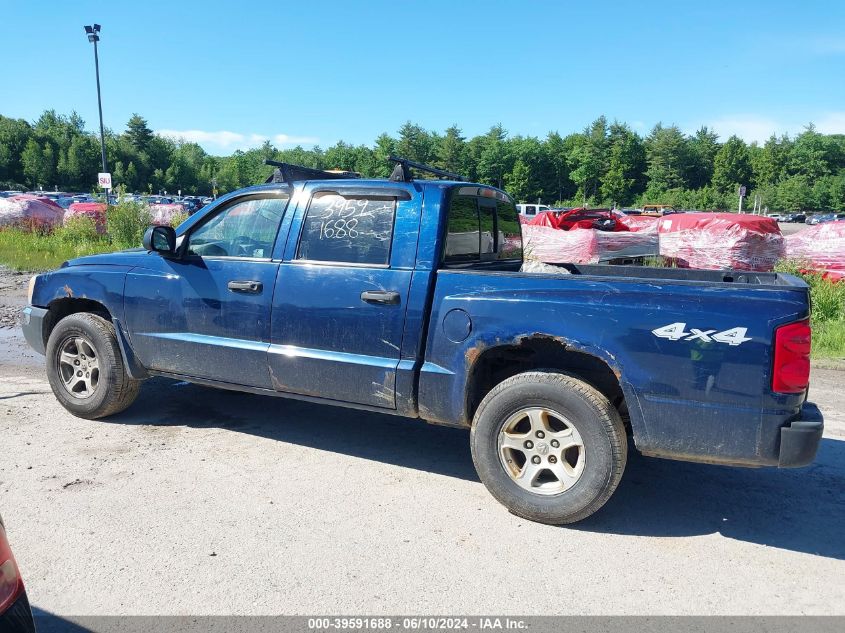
2;0;844;154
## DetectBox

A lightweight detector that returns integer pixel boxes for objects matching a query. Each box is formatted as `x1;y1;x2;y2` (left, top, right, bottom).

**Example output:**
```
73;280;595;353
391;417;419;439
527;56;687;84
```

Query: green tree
396;122;435;165
751;134;792;188
0;116;32;186
686;127;719;189
435;125;467;176
476;124;510;188
567;116;608;204
776;175;814;211
58;135;99;189
712;135;752;194
601;122;646;206
644;123;689;195
543;132;574;203
372;133;397;178
505;159;535;201
789;125;833;181
21;139;56;189
125;114;154;153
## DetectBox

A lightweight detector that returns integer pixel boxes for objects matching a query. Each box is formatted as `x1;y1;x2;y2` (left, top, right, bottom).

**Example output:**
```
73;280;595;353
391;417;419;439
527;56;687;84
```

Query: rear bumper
778;402;824;468
20;305;47;355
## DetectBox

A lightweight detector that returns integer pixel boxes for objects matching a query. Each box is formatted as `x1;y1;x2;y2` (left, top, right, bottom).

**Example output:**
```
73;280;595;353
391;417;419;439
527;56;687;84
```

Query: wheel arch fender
463;332;648;447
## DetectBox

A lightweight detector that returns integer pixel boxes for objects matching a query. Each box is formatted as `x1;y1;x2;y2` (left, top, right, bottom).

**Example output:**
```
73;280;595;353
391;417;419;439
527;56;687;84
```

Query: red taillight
772;319;811;393
0;526;24;614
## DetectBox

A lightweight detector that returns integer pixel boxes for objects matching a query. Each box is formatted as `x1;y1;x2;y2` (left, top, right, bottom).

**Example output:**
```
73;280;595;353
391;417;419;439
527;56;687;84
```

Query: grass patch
0;227;114;271
812;321;845;360
776;259;845;359
0;201;185;272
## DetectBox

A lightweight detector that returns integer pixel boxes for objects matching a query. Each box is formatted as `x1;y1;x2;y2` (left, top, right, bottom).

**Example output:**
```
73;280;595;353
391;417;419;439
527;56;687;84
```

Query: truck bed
420;262;811;466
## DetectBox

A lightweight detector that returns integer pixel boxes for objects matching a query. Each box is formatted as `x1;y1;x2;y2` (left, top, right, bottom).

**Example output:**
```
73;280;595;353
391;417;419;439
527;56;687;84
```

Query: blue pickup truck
21;159;823;524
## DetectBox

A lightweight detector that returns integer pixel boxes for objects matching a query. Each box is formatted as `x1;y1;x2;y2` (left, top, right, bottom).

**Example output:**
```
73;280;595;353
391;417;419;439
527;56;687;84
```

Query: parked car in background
517;203;552;219
0;191;24;198
768;213;784;222
144;196;173;205
0;515;35;632
55;196;77;209
178;198;202;215
783;213;806;223
809;213;845;225
640;204;679;216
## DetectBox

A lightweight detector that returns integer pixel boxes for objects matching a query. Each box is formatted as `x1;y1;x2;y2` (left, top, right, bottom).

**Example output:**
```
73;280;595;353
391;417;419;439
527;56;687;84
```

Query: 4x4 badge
652;322;752;346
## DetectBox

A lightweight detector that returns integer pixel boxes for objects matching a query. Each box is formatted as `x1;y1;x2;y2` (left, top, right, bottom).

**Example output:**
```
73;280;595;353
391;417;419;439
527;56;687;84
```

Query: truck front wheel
470;371;627;524
45;313;141;420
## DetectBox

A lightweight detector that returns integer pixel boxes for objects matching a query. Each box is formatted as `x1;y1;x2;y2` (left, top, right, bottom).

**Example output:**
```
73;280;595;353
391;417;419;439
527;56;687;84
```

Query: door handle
360;290;400;305
227;280;263;294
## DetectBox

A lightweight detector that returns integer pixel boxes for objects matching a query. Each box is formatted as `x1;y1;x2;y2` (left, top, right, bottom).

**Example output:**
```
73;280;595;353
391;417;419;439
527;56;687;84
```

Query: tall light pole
84;24;108;188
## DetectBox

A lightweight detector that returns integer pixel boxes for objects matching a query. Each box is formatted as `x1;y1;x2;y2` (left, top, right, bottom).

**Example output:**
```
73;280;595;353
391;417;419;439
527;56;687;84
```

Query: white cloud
700;113;845;144
154;129;318;152
704;115;785;144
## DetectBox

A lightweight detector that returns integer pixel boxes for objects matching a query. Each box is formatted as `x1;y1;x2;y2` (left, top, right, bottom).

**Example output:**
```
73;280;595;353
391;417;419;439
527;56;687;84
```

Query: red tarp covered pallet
785;222;845;281
64;202;108;233
149;203;186;226
0;195;65;230
522;210;659;264
657;213;785;271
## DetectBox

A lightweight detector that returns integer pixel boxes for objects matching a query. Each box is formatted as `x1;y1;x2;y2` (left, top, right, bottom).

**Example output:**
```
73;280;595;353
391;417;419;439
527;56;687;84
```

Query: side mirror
142;225;177;256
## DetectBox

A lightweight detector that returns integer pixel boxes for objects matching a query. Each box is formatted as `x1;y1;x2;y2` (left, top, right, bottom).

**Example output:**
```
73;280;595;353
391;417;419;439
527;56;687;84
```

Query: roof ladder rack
387;156;465;182
263;160;361;184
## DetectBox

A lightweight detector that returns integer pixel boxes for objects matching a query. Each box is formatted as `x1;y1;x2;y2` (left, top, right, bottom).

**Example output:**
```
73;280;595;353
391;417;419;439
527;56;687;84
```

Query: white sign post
98;172;112;189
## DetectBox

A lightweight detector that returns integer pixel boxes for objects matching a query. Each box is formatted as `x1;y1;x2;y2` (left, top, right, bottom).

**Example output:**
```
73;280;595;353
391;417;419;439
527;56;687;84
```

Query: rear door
268;184;420;408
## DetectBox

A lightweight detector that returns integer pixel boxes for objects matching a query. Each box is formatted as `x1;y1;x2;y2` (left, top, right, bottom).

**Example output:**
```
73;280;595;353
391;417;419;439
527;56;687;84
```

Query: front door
124;193;289;388
268;185;419;408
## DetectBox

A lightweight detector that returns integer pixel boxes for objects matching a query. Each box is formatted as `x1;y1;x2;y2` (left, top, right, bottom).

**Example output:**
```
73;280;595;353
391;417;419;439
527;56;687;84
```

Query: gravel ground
0;265;843;617
0;267;28;328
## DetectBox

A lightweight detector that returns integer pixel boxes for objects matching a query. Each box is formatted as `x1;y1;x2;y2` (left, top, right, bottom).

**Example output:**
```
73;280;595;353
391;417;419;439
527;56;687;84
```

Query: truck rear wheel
470;371;627;524
45;313;141;420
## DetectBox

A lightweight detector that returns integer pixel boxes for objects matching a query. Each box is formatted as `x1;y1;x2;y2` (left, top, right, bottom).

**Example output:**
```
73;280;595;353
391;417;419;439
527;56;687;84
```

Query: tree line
2;110;845;212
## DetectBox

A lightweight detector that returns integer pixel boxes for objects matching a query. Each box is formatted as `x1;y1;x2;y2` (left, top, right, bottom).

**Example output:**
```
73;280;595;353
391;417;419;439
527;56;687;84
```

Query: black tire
470;371;627;524
45;313;141;419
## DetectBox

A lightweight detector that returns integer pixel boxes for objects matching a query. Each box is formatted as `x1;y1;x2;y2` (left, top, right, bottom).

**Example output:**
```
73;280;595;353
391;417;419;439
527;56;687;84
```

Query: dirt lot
1;266;843;617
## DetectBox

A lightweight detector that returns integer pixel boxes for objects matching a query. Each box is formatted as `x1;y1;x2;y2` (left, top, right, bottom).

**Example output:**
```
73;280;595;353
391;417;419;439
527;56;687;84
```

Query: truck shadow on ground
110;378;845;561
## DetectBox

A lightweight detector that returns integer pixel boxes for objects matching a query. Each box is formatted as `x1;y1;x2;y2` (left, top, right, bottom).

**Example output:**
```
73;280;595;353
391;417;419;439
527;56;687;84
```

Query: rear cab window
296;192;397;265
443;186;523;267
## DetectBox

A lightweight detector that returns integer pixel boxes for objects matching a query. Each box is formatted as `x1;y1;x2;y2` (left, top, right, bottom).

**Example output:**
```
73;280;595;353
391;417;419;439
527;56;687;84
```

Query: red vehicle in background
0;515;34;632
526;207;625;231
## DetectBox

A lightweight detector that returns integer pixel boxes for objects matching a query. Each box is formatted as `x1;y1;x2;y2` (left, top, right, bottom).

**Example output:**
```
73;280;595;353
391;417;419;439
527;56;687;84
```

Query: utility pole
738;185;746;213
84;24;108;197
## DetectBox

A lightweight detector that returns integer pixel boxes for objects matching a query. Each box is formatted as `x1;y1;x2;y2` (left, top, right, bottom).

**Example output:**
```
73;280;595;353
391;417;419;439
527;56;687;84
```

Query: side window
496;200;523;260
444;195;480;263
187;196;287;258
297;193;396;265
